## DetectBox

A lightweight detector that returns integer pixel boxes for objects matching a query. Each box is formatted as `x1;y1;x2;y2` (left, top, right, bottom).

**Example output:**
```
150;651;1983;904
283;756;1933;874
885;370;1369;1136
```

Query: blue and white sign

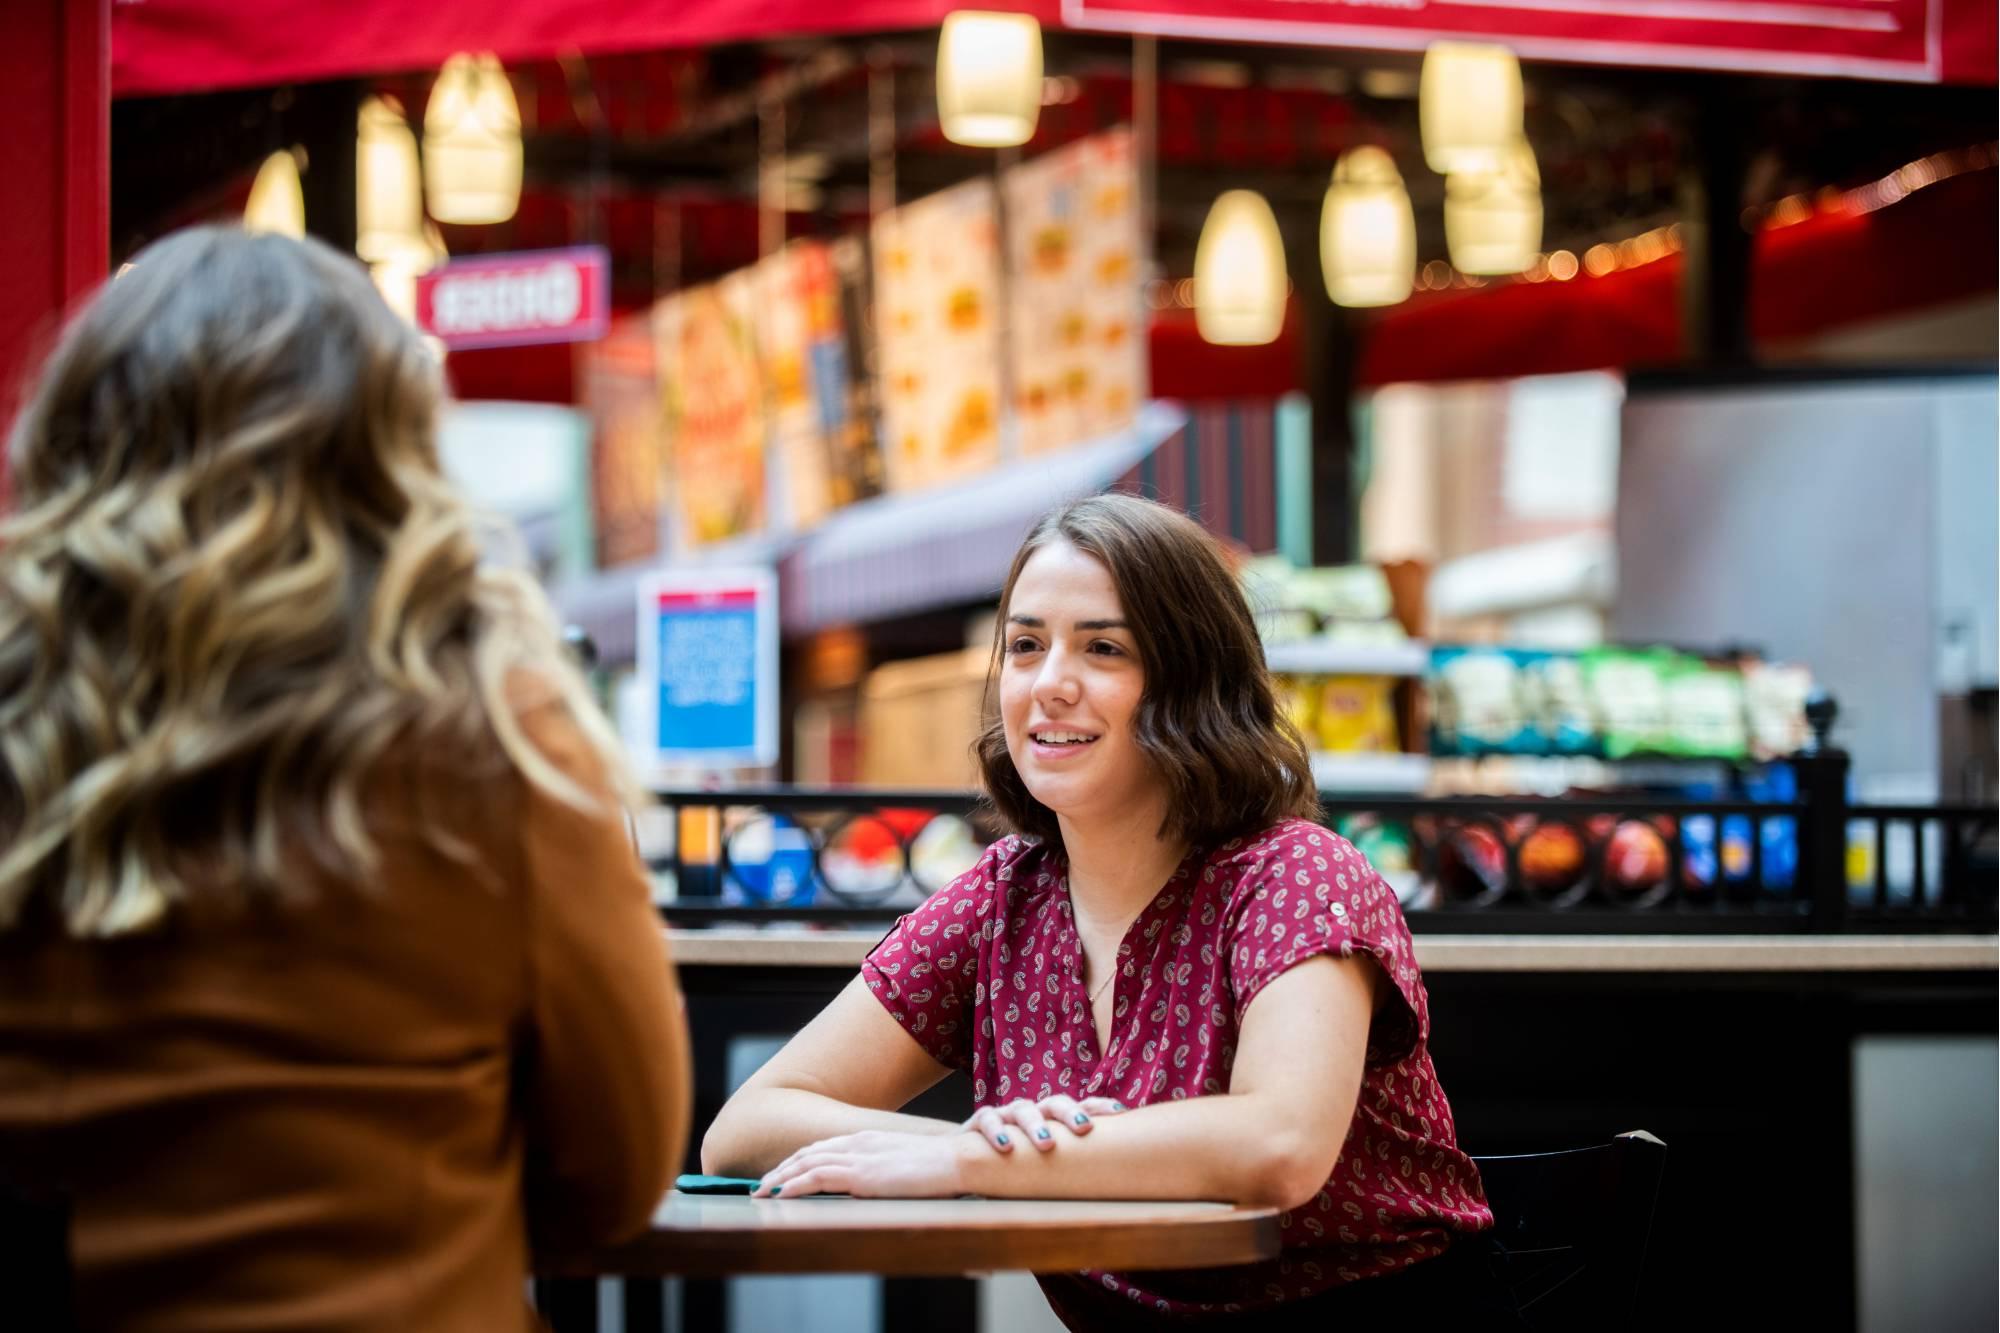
635;567;779;770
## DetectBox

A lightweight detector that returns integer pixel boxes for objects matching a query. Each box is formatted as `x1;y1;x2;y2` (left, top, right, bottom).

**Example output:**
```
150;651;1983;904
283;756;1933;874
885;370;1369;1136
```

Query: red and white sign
415;246;609;351
1062;0;1993;84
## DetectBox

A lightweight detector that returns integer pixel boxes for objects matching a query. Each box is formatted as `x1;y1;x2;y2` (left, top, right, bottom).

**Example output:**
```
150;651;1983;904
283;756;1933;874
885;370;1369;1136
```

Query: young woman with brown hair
0;227;690;1331
704;493;1512;1327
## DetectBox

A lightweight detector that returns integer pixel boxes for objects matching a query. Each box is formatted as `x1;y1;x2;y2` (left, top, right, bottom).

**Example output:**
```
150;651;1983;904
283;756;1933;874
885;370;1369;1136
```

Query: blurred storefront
6;2;1998;1330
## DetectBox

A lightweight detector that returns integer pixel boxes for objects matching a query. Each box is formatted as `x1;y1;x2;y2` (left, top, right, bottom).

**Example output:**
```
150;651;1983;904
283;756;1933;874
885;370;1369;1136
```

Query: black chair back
0;1180;76;1332
1471;1130;1667;1332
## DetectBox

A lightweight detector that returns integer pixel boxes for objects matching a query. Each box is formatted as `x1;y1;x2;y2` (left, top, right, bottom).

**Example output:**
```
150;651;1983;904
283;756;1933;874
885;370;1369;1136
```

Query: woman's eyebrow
1005;614;1129;630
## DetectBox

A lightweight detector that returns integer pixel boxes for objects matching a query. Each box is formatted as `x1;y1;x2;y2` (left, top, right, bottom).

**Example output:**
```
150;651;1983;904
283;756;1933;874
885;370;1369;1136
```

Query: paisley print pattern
861;818;1493;1318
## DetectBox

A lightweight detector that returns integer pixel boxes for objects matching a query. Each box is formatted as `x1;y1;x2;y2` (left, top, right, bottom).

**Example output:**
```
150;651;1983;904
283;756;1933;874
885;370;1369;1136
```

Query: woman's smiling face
998;539;1160;829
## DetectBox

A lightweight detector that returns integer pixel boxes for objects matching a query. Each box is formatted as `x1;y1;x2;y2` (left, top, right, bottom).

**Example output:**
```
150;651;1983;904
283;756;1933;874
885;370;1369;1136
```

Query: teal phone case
675;1173;761;1195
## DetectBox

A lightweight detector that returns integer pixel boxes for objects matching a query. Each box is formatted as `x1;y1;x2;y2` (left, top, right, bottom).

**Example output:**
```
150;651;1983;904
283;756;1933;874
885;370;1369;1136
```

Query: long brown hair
975;493;1318;850
0;227;636;937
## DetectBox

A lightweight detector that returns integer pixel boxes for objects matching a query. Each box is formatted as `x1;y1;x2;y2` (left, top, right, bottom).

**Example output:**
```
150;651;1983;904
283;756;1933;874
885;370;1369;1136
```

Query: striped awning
780;401;1186;634
557;397;1311;663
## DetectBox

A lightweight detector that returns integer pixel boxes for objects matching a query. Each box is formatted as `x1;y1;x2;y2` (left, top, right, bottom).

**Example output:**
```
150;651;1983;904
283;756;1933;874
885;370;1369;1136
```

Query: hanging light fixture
1319;146;1415;308
423;52;522;224
243;149;305;238
357;96;425;264
936;11;1043;148
370;221;448;325
1193;190;1286;346
1445;139;1543;275
1420;41;1524;176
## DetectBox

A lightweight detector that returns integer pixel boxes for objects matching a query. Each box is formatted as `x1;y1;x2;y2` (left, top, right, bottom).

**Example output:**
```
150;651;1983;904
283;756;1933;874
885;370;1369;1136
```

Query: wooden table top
667;928;2000;973
538;1193;1283;1279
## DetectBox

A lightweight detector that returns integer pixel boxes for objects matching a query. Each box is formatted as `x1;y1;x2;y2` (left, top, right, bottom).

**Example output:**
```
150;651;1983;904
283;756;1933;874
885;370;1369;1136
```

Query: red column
0;0;109;504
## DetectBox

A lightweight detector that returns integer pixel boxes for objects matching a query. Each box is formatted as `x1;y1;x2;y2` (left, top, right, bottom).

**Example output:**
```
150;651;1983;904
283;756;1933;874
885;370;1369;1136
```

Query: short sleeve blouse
861;818;1493;1320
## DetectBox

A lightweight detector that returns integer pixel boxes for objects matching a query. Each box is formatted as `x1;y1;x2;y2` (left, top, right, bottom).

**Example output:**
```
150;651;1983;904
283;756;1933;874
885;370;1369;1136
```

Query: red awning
110;0;1060;97
111;0;1993;97
1358;162;1997;386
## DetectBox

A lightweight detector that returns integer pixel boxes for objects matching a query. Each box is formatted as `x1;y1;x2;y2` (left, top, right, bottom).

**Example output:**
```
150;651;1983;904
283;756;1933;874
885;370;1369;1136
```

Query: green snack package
1662;659;1749;759
1581;648;1675;759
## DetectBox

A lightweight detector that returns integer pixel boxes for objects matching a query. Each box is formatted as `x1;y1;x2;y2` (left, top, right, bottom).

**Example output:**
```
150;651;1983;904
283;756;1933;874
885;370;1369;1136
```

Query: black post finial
1801;689;1839;755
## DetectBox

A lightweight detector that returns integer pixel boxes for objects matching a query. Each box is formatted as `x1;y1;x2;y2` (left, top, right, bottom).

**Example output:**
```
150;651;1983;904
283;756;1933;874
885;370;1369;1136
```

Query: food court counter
667;928;1998;973
664;926;1994;1332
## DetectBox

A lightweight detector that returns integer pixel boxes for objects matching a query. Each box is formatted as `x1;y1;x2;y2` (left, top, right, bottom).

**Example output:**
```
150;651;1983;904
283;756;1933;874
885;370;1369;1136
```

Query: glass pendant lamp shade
1320;146;1414;308
371;222;448;324
244;150;305;238
1420;41;1524;176
424;52;522;224
1445;139;1543;275
1194;190;1287;346
936;11;1043;148
356;96;425;264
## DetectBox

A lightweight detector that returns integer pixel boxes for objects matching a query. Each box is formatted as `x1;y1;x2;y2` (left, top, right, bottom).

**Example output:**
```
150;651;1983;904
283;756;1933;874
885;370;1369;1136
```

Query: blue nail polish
1036;1127;1052;1140
771;1184;783;1195
1074;1112;1089;1125
1112;1102;1126;1111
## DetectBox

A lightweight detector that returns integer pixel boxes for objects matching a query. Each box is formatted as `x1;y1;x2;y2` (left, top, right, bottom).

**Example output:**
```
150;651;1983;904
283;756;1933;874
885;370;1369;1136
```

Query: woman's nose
1032;647;1080;706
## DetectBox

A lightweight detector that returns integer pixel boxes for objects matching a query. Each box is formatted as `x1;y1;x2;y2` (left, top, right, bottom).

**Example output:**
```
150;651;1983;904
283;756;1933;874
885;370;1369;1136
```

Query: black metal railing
1844;803;2000;929
645;749;1995;936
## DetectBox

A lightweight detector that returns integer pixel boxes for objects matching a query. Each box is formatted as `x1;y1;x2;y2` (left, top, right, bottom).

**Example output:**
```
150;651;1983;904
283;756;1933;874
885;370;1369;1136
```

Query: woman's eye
1006;637;1041;655
1089;640;1123;657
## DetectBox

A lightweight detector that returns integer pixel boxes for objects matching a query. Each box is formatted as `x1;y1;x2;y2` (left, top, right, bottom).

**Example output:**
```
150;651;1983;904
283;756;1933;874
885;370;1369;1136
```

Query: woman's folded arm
701;974;961;1177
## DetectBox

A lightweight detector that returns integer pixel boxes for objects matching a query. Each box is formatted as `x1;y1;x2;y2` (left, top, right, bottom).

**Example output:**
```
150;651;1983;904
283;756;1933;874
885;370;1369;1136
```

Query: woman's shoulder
1206;817;1362;877
951;832;1051;894
911;834;1058;929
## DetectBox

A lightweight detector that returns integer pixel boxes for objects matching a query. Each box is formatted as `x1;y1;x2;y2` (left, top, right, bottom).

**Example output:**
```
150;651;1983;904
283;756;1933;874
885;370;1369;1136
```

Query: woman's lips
1028;734;1099;761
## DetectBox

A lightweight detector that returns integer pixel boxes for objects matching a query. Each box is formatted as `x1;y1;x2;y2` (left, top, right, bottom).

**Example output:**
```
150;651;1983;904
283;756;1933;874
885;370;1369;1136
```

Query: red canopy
110;0;1061;97
1358;162;1998;385
112;0;1992;97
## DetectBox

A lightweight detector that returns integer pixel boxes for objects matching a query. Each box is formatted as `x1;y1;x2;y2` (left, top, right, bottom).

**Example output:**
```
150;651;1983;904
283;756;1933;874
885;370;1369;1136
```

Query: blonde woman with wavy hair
0;227;690;1332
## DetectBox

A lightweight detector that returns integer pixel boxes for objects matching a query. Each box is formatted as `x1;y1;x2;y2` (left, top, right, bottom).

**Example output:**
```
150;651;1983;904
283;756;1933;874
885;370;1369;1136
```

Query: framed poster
580;313;664;568
871;178;1005;492
752;241;845;529
655;276;767;547
1005;127;1147;456
635;567;779;771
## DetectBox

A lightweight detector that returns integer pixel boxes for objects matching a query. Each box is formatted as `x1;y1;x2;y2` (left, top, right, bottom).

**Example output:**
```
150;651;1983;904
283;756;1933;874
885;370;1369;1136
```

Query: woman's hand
751;1130;976;1199
962;1095;1128;1154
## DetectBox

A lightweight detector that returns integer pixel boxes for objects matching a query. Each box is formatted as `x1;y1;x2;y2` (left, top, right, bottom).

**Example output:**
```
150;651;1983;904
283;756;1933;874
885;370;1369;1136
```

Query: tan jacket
0;700;689;1331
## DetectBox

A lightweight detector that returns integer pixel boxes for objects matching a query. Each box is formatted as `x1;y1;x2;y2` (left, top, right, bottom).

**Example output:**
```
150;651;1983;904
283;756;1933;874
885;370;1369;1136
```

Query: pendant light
1445;139;1543;275
356;96;424;264
243;149;305;238
1193;190;1286;346
1420;41;1524;176
1320;146;1414;308
423;52;522;224
371;222;448;325
936;11;1043;148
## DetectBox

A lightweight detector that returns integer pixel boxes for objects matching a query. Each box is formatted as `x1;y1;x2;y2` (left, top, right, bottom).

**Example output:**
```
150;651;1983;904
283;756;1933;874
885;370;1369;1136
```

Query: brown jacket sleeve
513;701;690;1248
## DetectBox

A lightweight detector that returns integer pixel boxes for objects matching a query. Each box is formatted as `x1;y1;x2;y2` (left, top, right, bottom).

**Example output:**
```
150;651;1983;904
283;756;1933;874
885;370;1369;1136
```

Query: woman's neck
1056;797;1188;938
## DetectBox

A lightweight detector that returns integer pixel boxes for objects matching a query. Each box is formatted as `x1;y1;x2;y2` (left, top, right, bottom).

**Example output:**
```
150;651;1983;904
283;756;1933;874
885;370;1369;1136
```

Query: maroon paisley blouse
860;817;1493;1320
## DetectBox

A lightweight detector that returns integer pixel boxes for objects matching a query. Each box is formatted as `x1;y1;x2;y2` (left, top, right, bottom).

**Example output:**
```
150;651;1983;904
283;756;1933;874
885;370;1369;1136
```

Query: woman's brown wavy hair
975;493;1318;850
0;226;637;937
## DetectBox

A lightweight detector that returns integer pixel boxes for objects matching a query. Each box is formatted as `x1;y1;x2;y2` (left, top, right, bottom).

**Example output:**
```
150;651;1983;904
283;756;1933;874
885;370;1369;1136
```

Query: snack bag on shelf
1335;815;1420;905
1429;646;1535;756
1581;647;1676;759
1662;658;1749;759
1273;672;1322;740
1743;660;1814;759
1522;649;1596;756
1314;675;1400;753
